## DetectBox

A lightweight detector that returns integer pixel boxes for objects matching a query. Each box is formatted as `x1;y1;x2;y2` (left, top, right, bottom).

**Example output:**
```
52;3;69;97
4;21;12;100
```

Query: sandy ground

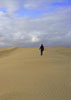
0;47;71;100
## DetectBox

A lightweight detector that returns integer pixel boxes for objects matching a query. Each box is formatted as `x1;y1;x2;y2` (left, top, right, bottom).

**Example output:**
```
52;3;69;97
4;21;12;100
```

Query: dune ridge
0;47;19;58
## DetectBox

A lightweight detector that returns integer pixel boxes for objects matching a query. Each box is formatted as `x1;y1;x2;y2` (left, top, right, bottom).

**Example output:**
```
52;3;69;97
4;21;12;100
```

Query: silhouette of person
39;44;44;56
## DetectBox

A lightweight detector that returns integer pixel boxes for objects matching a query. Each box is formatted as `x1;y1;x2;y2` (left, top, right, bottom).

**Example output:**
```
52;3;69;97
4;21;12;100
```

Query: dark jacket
40;45;44;51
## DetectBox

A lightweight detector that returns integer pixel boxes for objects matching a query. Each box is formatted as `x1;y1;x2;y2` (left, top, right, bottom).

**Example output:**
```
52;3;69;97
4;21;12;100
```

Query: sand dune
0;47;19;58
0;47;71;100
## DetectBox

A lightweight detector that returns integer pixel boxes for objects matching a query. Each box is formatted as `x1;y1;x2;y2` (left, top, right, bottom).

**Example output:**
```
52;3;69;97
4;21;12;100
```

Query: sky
0;0;71;48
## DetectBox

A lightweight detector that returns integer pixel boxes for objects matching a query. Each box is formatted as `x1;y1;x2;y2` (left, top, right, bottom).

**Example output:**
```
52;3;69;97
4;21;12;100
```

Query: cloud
0;0;70;13
0;0;71;47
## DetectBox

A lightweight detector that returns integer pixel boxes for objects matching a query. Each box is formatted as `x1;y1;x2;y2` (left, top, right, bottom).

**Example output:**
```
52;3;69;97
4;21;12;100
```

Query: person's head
41;44;43;46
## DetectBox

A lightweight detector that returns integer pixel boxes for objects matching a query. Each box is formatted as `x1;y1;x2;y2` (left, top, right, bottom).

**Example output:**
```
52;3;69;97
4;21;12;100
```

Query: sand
0;47;71;100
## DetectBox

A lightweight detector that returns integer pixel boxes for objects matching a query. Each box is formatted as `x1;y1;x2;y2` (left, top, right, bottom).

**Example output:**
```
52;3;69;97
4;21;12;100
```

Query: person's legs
41;50;43;56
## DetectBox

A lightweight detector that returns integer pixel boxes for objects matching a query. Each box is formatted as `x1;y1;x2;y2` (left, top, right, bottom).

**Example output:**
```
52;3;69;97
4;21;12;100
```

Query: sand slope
0;47;71;100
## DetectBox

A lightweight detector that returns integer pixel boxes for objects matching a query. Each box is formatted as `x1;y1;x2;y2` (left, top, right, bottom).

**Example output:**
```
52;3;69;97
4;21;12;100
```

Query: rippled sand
0;47;71;100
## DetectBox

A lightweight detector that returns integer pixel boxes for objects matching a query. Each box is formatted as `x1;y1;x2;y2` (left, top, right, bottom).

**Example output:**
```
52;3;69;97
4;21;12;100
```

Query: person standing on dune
39;44;44;56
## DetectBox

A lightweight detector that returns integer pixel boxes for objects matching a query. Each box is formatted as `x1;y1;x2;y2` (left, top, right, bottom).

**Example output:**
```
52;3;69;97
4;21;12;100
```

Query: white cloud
24;2;38;9
0;0;20;14
31;36;40;42
0;0;68;13
0;11;5;17
0;0;71;47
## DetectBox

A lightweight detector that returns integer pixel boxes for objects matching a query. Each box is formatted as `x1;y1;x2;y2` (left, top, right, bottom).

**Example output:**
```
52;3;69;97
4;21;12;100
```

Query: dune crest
0;46;20;58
